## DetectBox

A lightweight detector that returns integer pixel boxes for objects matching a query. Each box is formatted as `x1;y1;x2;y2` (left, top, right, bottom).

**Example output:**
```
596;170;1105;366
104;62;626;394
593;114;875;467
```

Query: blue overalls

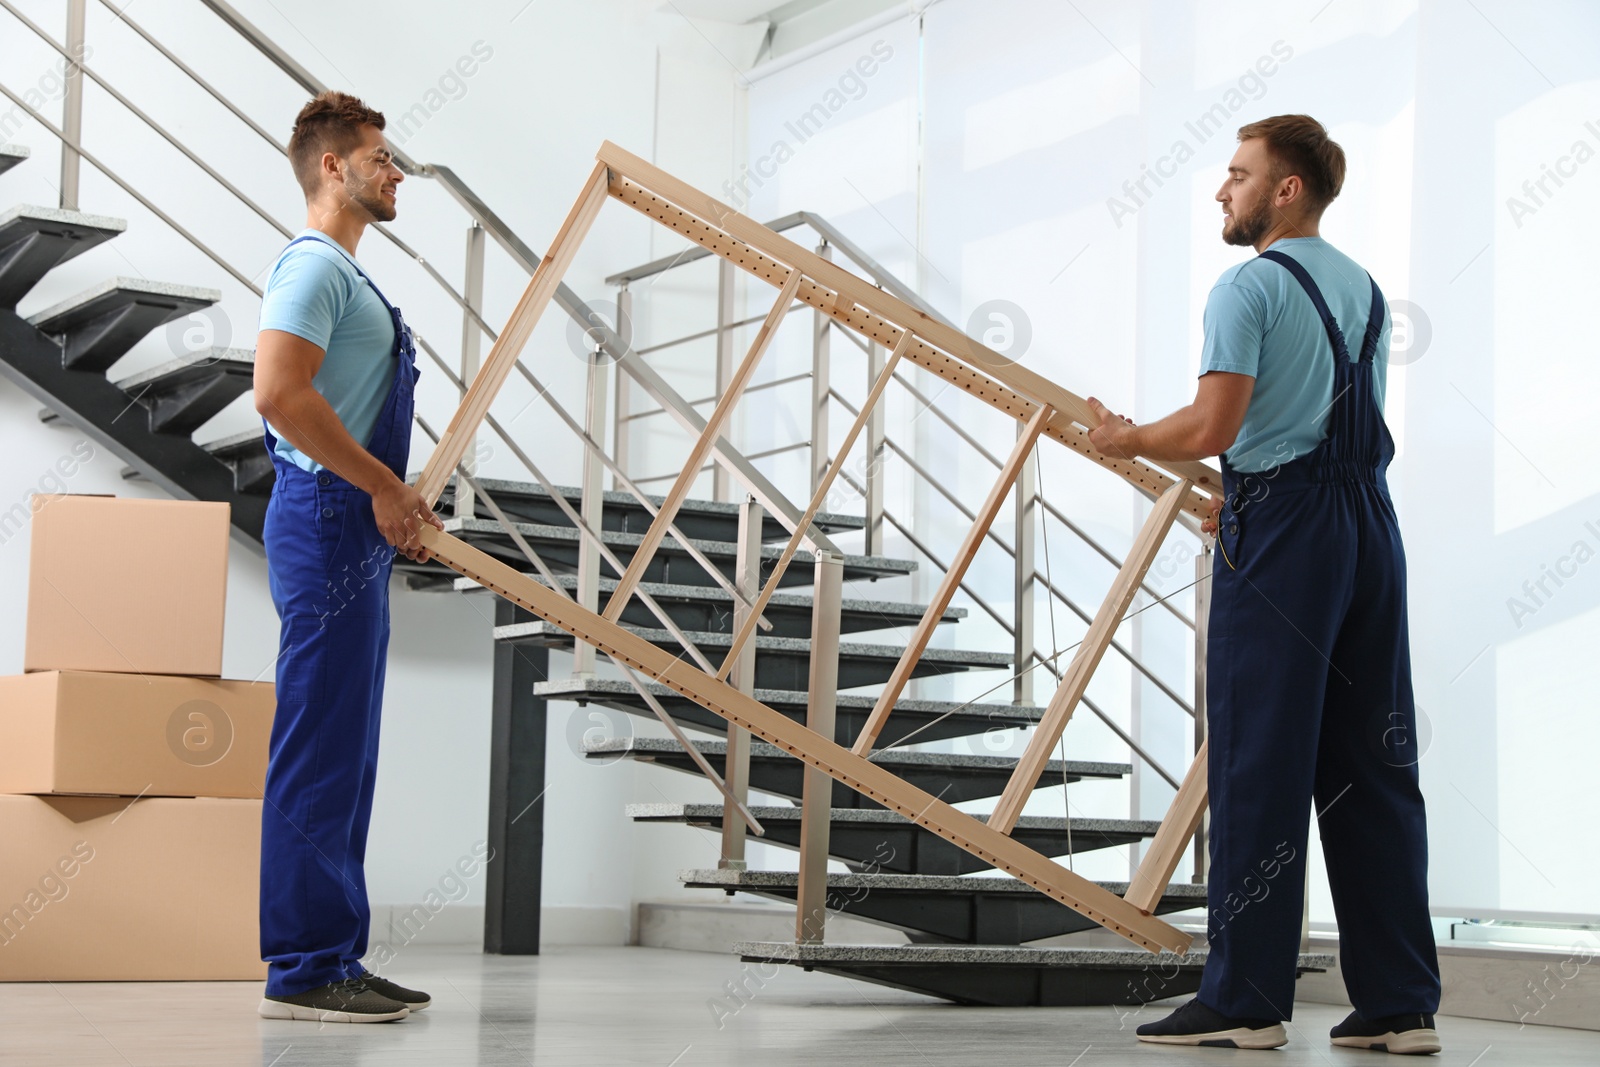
258;235;418;995
1198;249;1440;1021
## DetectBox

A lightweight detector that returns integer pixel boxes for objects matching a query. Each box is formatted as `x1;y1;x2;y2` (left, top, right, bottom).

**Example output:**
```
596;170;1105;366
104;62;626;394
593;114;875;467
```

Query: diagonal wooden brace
852;402;1055;756
417;524;1192;955
714;329;914;682
602;269;804;621
1125;739;1208;914
988;479;1192;834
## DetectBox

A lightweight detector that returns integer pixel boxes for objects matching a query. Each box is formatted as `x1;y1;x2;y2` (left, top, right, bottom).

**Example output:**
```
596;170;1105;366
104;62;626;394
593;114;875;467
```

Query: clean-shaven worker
1085;114;1442;1055
252;91;443;1024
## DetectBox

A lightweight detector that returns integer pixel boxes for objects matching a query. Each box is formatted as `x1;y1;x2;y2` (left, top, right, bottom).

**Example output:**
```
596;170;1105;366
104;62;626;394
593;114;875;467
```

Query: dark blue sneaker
1135;997;1287;1049
1330;1010;1440;1055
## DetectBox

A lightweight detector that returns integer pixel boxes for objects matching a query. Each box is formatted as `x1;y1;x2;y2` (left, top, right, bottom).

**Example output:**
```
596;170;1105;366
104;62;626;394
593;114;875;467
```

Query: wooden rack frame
415;142;1222;954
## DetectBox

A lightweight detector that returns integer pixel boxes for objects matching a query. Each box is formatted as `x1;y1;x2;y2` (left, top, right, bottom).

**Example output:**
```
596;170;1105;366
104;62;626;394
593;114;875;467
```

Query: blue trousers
260;464;393;995
1199;462;1440;1021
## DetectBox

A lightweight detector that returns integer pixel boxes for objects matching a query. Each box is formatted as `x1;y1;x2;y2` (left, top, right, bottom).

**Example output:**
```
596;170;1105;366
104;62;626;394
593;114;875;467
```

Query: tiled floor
0;944;1593;1066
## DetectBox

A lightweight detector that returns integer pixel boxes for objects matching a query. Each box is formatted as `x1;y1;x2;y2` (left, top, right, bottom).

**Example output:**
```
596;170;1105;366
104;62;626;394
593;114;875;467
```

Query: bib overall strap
1256;248;1349;361
1257;248;1387;366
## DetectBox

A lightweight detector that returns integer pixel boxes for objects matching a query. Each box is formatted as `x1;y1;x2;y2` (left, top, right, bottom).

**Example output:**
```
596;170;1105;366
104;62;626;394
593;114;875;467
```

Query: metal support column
720;498;764;869
810;243;832;497
712;258;736;502
1013;429;1037;705
59;0;85;210
612;285;633;482
864;342;885;557
574;345;610;676
795;550;843;944
484;597;549;954
455;222;486;519
1192;543;1212;884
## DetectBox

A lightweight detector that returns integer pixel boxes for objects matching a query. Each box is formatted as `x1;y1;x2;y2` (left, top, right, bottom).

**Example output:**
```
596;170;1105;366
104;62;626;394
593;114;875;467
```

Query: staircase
0;126;1333;1007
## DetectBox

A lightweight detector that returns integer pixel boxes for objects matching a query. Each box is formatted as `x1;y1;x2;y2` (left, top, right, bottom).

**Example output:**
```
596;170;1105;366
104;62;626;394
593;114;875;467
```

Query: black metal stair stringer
0;308;267;543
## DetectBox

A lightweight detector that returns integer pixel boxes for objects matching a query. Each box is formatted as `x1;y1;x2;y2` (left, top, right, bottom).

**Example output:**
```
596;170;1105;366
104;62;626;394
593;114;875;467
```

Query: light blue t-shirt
1199;236;1391;473
258;230;396;473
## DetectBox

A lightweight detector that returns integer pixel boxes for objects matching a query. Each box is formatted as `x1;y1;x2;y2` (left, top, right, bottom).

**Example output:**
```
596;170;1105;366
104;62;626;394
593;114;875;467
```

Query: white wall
732;0;1600;926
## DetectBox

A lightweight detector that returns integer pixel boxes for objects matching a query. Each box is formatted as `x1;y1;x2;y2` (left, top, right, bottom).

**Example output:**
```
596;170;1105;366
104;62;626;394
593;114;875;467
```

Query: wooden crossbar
988;479;1191;834
417;524;1192;954
595;141;1221;498
417;161;610;508
602;270;803;621
1125;739;1208;914
604;171;1215;520
852;403;1055;756
714;330;913;682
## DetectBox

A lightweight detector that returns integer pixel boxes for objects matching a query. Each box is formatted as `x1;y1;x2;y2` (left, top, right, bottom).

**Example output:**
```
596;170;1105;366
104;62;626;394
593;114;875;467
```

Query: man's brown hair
1236;114;1346;213
287;91;386;198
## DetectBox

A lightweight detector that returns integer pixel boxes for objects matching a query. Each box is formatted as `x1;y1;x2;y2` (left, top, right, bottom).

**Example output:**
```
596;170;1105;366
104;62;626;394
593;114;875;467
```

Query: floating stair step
0;204;125;308
456;573;963;637
537;677;1039;748
111;348;255;434
499;621;1007;690
682;869;1204;944
200;428;275;495
424;474;866;544
592;737;1125;808
28;277;220;372
444;516;915;588
627;804;1160;874
733;942;1334;1007
0;145;28;176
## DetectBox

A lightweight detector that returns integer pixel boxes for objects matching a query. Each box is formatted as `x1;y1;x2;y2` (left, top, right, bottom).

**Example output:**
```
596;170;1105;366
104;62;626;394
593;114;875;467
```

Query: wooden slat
714;330;912;682
417;161;610;507
596;140;1221;494
418;524;1192;954
1125;740;1208;914
988;479;1191;834
851;403;1055;756
602;270;804;621
604;171;1218;520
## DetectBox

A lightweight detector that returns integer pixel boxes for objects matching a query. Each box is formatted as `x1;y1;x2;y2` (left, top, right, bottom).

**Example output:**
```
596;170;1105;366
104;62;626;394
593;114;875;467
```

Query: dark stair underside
735;942;1333;1007
457;573;963;637
501;621;1007;690
682;868;1204;944
591;737;1126;809
537;677;1042;748
627;804;1162;875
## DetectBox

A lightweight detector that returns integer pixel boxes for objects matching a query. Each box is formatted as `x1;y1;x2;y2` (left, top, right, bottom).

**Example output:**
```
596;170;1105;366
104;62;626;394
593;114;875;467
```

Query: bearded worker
1087;114;1441;1055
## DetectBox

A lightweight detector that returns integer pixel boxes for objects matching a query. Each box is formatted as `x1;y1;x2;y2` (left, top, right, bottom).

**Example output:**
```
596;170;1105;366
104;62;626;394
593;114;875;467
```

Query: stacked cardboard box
0;495;270;980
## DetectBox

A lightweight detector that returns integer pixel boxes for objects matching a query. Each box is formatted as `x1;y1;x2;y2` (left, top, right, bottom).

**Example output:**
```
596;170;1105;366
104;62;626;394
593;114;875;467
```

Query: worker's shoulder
265;233;361;294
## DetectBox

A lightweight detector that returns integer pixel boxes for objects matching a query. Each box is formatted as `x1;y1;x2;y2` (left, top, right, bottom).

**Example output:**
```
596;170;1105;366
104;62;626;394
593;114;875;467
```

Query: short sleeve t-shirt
257;230;396;473
1199;236;1391;473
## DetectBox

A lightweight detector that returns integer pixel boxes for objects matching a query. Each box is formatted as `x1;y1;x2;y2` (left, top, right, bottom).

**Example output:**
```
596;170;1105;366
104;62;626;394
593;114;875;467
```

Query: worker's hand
373;479;444;563
1200;495;1223;536
1086;397;1137;460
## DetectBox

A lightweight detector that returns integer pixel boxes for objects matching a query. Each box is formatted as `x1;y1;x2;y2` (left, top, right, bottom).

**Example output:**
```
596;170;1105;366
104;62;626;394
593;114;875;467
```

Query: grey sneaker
357;969;431;1010
258;977;409;1023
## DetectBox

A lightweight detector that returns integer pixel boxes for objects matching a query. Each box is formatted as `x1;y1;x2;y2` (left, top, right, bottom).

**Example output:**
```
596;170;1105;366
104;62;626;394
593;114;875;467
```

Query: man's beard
1222;199;1272;247
344;174;396;223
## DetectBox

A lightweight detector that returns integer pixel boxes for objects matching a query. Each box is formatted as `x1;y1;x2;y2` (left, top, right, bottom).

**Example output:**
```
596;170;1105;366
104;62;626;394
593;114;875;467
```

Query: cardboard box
0;795;264;981
0;671;272;798
25;494;230;677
